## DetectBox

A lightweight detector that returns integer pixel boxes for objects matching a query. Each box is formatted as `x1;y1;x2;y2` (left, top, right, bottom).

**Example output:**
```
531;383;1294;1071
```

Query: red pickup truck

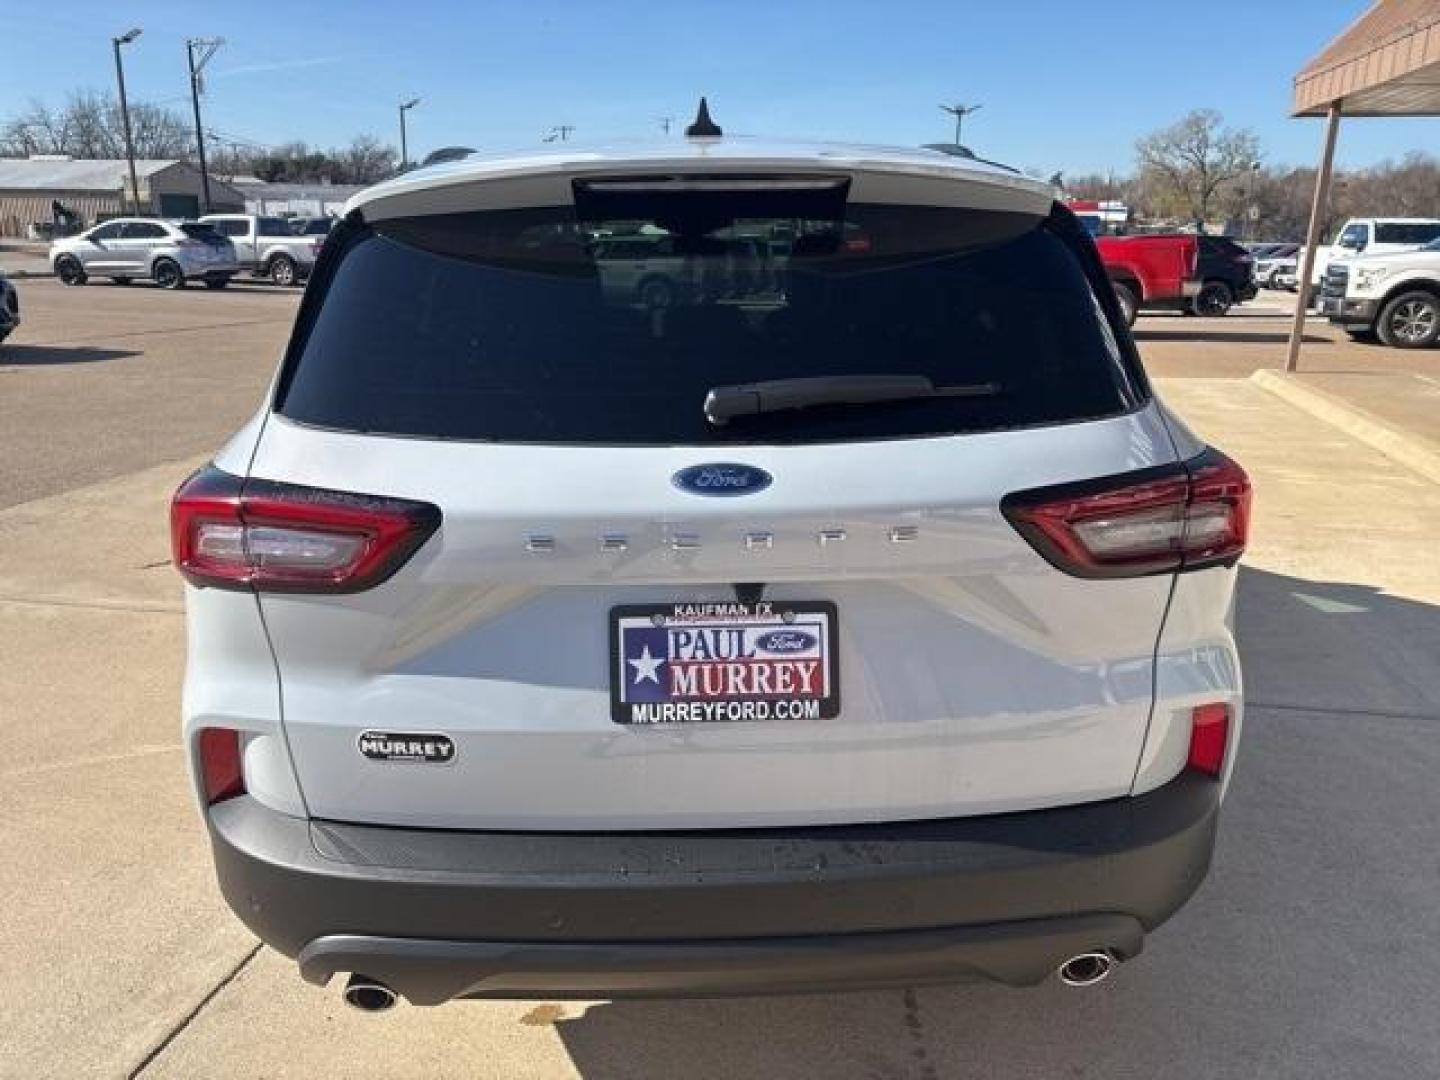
1092;235;1201;325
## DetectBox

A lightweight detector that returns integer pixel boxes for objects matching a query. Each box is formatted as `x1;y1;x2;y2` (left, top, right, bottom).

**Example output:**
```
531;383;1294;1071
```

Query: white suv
173;130;1251;1009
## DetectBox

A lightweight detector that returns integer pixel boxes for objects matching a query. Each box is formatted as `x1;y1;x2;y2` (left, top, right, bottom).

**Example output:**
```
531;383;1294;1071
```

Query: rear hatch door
250;165;1179;829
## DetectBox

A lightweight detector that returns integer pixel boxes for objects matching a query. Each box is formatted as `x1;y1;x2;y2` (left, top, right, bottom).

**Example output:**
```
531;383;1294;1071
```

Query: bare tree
1;92;191;159
211;136;400;185
337;136;396;184
1135;109;1260;225
125;101;193;158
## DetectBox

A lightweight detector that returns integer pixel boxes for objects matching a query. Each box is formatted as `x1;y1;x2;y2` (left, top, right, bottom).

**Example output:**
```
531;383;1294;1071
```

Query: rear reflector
171;465;441;592
1001;447;1250;578
198;728;245;804
1187;704;1231;777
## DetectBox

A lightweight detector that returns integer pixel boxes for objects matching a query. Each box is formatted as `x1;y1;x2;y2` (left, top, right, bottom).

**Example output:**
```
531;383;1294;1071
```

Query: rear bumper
180;259;240;278
207;769;1221;1002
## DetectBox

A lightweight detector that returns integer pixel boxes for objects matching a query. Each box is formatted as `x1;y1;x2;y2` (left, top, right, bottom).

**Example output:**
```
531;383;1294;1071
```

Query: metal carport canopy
1287;0;1440;370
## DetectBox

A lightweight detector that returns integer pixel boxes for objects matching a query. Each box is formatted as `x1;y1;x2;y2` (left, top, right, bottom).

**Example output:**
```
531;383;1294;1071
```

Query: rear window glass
1374;222;1440;245
277;200;1138;445
180;223;224;241
1200;236;1247;258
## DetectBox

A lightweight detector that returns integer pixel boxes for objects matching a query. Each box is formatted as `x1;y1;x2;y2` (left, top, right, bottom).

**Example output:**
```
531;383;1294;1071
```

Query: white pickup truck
198;214;323;286
1308;217;1440;288
1318;236;1440;348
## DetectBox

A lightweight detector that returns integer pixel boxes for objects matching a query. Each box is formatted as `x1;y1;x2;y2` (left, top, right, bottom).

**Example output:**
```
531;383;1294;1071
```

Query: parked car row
1250;218;1440;294
47;214;325;290
1248;243;1300;288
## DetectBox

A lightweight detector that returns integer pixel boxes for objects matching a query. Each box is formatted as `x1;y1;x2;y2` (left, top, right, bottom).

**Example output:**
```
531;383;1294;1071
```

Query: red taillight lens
199;727;245;804
171;465;441;593
1187;703;1231;777
1001;448;1250;578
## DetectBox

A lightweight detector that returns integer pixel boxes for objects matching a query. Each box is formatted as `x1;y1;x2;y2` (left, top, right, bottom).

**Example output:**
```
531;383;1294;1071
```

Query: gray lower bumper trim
299;915;1145;1003
208;770;1219;1000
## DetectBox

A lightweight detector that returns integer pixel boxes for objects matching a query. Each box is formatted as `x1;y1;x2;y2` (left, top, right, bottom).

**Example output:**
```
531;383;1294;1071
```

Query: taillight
1001;448;1250;578
199;727;245;803
1187;703;1230;777
171;465;441;592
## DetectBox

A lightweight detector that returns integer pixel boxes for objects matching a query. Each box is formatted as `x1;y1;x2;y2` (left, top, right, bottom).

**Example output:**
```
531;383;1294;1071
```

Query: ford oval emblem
672;463;773;497
755;629;817;653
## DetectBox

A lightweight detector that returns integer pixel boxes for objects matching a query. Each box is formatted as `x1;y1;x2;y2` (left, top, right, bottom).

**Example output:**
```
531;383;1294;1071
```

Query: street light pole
112;28;142;216
399;98;420;170
186;37;224;213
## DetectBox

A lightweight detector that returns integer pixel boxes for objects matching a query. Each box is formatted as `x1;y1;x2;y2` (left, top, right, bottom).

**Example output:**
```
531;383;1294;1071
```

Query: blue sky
2;0;1435;175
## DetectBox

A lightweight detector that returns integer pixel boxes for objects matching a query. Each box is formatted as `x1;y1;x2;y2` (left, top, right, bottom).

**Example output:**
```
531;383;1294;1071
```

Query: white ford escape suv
173;122;1251;1009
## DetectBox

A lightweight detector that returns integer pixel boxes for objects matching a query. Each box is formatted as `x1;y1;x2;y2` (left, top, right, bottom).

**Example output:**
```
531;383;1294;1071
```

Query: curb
0;268;53;279
1249;369;1440;485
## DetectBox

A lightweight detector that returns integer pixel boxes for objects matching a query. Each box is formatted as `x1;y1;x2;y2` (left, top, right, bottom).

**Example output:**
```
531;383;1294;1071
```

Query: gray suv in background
49;218;240;289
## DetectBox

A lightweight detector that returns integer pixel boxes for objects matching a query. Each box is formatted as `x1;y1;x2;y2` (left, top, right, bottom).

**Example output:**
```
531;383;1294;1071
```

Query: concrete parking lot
3;281;1439;1078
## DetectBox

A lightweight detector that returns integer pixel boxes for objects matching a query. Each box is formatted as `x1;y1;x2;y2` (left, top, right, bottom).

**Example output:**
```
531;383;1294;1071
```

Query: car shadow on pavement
547;566;1440;1080
0;343;140;365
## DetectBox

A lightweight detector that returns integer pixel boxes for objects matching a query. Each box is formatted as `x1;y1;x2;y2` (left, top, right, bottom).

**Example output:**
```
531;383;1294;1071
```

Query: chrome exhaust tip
343;974;398;1012
1057;951;1114;988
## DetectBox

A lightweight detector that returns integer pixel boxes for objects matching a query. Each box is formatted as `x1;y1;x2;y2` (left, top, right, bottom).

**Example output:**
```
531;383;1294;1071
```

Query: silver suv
174;133;1250;1009
50;218;239;289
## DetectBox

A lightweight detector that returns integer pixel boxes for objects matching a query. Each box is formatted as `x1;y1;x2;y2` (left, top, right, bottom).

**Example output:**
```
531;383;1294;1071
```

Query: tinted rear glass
278;200;1138;445
180;222;225;242
1375;222;1440;245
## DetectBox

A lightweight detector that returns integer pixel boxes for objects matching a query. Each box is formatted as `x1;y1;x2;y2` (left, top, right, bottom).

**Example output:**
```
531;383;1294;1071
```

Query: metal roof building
227;179;365;218
0;157;243;237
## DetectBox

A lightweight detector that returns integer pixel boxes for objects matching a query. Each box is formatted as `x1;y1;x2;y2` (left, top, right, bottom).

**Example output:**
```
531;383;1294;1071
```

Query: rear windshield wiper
703;374;1001;426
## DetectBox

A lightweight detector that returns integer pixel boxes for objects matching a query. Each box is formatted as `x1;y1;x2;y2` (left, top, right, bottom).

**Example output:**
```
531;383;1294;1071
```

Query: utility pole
112;28;142;215
938;102;983;147
552;124;574;142
658;116;674;135
186;37;224;213
398;98;420;170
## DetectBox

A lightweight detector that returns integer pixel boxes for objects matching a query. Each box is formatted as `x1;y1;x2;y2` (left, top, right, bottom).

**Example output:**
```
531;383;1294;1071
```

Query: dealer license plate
609;601;840;724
